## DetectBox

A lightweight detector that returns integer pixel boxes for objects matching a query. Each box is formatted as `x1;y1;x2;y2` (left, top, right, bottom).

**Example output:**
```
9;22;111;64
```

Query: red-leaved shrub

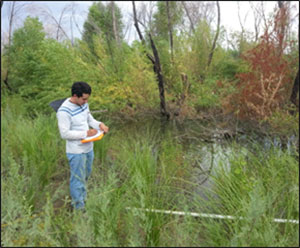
223;4;295;121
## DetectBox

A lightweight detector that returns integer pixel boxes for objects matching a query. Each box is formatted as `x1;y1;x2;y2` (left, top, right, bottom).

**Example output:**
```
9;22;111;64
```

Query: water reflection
112;118;298;207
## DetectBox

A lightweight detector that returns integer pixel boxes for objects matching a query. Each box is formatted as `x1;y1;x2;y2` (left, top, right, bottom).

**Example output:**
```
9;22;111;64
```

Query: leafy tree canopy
82;2;123;50
152;1;183;40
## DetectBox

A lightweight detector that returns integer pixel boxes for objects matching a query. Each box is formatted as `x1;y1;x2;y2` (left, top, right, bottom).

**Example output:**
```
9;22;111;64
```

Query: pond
108;117;298;210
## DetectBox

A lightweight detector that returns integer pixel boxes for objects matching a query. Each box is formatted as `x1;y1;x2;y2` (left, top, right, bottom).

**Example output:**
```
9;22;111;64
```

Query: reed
1;96;298;247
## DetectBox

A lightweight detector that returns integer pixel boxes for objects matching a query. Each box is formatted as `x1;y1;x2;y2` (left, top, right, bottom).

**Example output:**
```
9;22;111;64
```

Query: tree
207;1;220;69
82;2;123;53
28;2;72;42
152;1;183;42
166;1;174;61
82;1;124;77
8;17;46;92
236;1;251;55
181;1;216;35
2;1;27;91
249;1;263;43
69;2;83;39
290;69;299;110
181;1;195;33
111;1;120;46
132;1;169;119
223;5;295;121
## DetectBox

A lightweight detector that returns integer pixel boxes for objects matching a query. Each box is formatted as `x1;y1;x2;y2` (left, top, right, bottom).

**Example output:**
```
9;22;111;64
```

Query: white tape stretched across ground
126;207;299;224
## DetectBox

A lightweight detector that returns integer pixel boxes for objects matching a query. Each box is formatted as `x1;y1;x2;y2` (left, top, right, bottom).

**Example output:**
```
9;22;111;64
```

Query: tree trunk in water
149;33;170;119
132;1;169;119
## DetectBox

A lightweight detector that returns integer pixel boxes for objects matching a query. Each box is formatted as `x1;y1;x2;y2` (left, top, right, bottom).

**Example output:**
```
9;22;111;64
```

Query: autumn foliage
223;5;294;121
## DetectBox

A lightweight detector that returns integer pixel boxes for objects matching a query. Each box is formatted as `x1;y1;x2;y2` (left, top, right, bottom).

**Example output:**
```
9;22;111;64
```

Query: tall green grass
193;142;299;247
2;98;65;210
1;95;299;247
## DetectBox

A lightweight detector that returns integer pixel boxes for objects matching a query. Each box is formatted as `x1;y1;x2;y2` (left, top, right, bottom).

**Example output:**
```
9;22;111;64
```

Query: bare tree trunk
181;1;195;33
111;1;120;46
166;1;173;61
276;1;287;57
3;1;16;91
70;16;74;46
132;1;169;119
290;69;299;110
132;2;155;63
175;73;191;116
132;2;146;44
237;1;246;55
70;3;83;37
3;72;12;91
207;1;220;68
8;1;16;47
33;4;70;41
260;2;268;31
56;6;68;40
249;2;262;43
149;33;170;119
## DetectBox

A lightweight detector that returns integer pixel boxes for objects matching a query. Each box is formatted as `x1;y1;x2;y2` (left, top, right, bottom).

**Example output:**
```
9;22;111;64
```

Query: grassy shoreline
1;98;299;247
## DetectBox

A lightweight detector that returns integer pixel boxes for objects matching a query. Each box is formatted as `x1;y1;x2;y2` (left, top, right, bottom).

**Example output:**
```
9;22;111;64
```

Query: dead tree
260;2;268;32
182;1;216;33
207;1;220;69
3;1;26;91
276;1;287;56
132;1;170;119
166;1;174;61
174;73;191;117
70;2;83;37
237;1;250;55
28;3;71;42
111;1;120;46
55;5;71;41
181;1;195;33
249;1;263;42
290;69;299;112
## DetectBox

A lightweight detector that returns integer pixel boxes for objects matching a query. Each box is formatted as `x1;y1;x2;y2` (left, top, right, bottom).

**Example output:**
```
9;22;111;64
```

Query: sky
1;1;299;46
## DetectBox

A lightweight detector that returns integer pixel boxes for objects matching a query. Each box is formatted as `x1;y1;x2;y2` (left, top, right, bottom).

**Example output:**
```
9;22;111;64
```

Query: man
56;81;109;210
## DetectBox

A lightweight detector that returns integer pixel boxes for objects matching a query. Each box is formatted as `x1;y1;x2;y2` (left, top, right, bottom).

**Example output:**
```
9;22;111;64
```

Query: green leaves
82;2;123;57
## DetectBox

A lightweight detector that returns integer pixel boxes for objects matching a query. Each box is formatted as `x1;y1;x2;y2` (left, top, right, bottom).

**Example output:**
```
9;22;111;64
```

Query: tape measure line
125;207;299;224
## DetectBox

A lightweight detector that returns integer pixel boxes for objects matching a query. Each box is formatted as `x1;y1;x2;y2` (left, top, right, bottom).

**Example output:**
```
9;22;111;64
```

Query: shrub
223;5;296;121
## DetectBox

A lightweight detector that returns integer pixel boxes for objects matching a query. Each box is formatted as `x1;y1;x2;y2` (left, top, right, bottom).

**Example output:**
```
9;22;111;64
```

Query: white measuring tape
126;207;299;224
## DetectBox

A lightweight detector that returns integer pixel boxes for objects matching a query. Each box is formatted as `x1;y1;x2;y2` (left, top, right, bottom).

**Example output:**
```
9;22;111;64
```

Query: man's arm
87;110;101;130
57;111;87;140
87;110;109;133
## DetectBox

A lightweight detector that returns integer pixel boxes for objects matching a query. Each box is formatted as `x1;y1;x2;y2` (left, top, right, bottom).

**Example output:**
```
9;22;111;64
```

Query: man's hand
99;123;109;134
87;129;98;137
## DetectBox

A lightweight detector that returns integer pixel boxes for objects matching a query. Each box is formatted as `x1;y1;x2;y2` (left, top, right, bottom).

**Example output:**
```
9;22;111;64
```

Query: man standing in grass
56;81;109;210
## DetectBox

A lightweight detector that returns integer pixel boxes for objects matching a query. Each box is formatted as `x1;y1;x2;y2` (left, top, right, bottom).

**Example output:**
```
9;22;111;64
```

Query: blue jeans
66;150;94;209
